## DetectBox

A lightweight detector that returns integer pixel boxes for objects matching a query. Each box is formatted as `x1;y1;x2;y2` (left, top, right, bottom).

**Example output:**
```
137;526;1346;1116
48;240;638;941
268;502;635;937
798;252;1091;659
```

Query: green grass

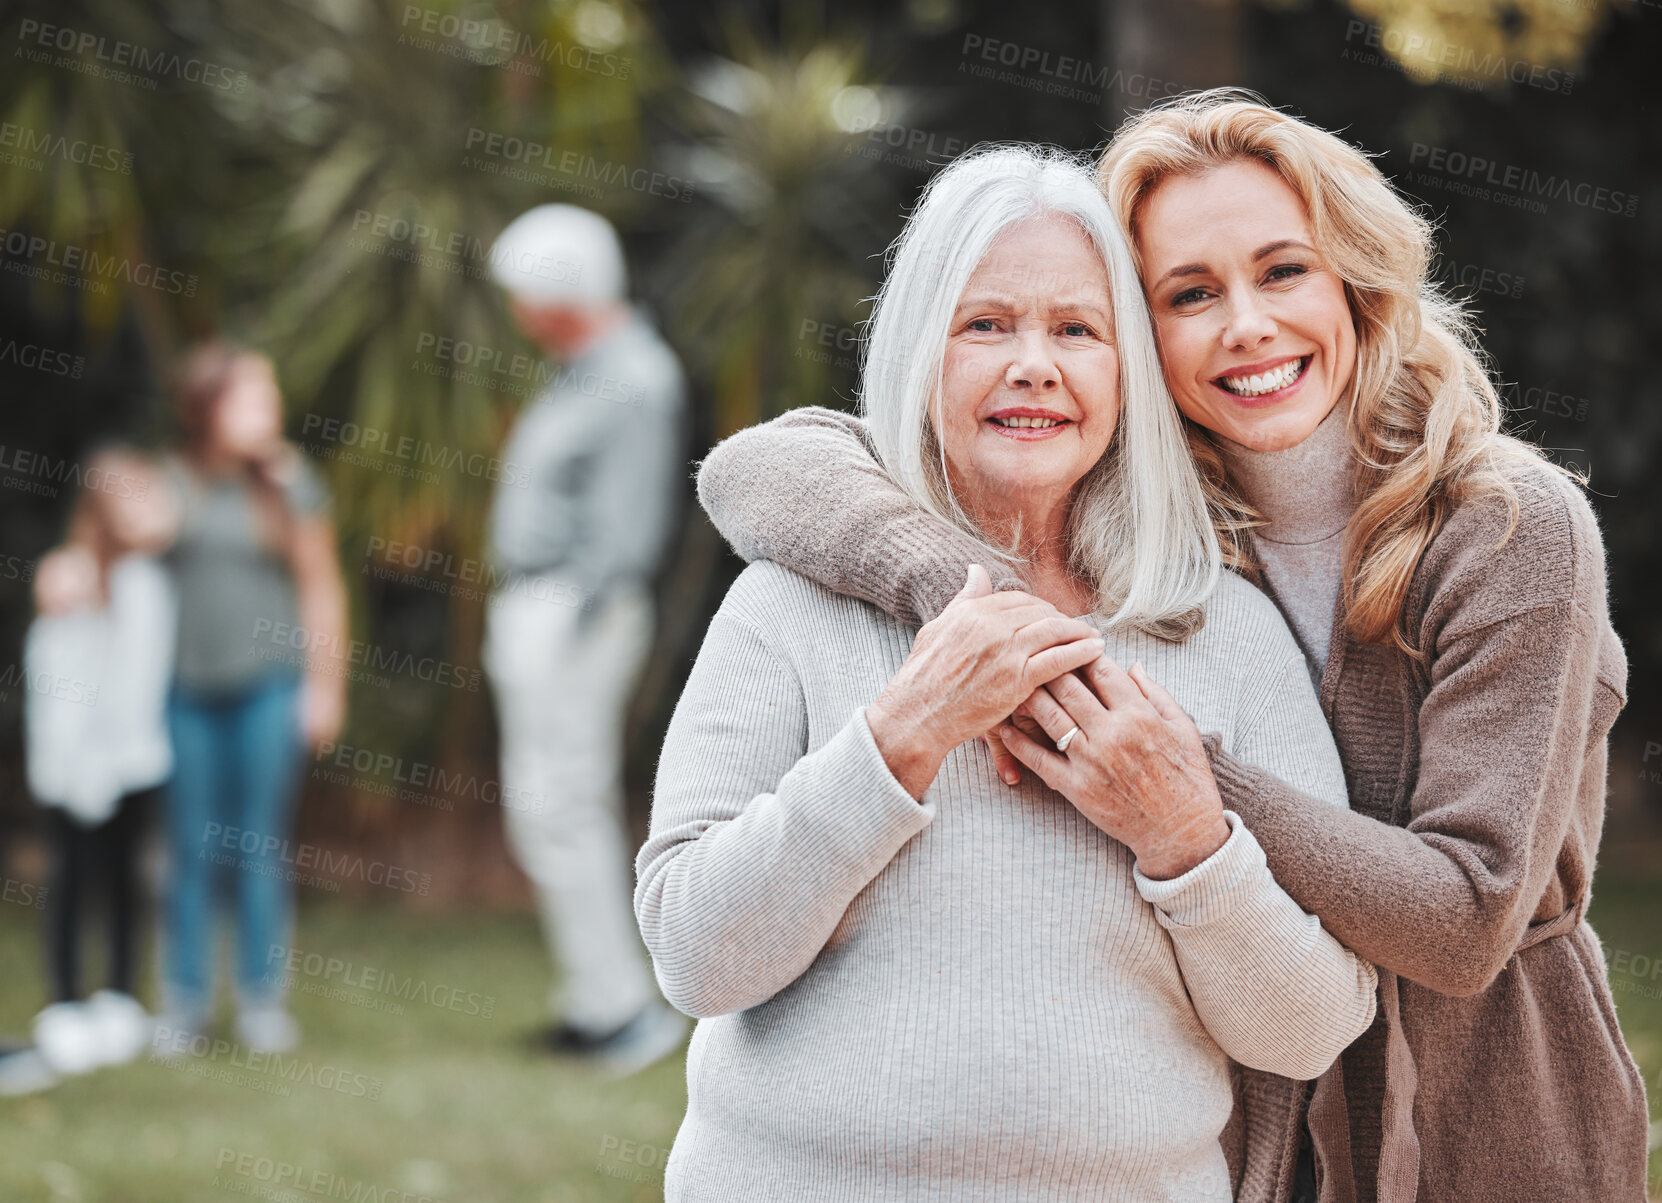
0;902;686;1203
1586;845;1662;1202
0;872;1655;1203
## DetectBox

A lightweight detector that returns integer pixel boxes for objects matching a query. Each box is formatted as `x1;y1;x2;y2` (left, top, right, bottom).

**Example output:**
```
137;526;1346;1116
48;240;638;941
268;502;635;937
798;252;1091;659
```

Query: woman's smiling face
938;213;1121;522
1136;158;1357;452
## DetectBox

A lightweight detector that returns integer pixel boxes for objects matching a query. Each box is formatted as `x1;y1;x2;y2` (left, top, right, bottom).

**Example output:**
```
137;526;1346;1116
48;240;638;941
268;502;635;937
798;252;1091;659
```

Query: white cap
489;204;626;305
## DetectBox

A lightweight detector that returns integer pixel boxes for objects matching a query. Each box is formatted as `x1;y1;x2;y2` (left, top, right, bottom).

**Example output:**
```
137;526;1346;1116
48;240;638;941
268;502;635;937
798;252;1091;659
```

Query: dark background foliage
0;0;1657;881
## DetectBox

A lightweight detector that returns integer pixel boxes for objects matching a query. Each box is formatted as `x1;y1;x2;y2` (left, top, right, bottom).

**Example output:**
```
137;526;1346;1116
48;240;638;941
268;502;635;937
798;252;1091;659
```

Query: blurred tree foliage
657;26;896;439
0;0;898;825
0;0;685;824
1;0;665;551
1337;0;1607;87
0;0;1657;838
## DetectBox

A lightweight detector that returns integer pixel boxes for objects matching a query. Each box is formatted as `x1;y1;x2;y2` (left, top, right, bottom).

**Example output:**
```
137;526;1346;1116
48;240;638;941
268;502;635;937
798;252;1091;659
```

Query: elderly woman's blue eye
1061;323;1092;337
967;318;997;332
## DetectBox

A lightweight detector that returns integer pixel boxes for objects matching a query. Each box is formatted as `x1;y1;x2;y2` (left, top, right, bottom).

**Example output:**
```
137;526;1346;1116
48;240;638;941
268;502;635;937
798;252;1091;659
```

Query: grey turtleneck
1216;404;1358;684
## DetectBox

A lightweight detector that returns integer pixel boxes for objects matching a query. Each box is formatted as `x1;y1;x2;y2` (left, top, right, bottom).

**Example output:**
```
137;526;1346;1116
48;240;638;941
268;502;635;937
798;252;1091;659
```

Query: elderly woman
636;146;1376;1201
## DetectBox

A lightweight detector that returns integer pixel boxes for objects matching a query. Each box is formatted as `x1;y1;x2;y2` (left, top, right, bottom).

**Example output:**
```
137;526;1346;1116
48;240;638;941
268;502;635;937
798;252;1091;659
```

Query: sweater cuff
1132;810;1265;929
1201;731;1253;791
846;706;940;823
759;707;936;891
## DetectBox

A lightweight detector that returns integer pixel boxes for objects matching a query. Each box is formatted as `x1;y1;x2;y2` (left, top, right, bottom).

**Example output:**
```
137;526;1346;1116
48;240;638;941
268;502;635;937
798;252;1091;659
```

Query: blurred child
0;448;177;1093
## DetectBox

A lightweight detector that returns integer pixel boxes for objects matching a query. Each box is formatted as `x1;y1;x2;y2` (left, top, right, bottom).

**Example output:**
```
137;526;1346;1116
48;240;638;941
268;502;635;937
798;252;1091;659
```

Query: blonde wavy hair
1098;89;1561;656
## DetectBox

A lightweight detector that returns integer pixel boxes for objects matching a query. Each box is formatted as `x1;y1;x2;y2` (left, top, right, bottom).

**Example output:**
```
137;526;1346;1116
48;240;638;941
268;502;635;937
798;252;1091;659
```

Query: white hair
859;143;1220;639
489;203;626;304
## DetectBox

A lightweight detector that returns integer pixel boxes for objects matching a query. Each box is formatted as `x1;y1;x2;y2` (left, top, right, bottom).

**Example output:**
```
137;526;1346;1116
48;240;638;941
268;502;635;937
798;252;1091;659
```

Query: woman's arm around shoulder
696;406;1024;625
1207;463;1622;995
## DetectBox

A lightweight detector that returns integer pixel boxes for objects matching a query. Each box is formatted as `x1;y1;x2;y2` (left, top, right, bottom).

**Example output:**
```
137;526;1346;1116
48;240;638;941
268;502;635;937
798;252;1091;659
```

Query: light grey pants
483;578;657;1033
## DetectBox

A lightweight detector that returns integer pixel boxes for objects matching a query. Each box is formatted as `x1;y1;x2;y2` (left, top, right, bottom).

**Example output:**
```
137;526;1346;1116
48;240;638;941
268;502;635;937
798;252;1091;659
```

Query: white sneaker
0;1048;60;1096
593;1001;688;1079
149;1012;208;1061
234;1006;300;1054
84;990;153;1067
32;1002;102;1076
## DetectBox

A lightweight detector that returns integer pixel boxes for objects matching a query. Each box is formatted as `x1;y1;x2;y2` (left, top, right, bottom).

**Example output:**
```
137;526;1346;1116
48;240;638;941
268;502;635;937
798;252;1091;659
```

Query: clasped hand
865;564;1229;880
993;654;1230;880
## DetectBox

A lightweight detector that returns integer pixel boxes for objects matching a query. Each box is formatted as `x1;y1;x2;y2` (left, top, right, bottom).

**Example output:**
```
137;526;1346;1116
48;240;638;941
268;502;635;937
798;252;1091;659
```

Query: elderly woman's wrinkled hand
865;565;1105;798
996;656;1230;879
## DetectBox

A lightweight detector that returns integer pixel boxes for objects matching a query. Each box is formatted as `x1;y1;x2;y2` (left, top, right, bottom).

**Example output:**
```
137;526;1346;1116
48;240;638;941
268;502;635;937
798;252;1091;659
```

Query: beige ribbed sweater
638;562;1377;1201
694;406;1650;1203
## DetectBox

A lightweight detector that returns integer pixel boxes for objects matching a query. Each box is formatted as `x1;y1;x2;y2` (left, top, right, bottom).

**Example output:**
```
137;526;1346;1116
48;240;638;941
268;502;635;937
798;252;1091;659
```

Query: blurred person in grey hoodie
482;204;687;1074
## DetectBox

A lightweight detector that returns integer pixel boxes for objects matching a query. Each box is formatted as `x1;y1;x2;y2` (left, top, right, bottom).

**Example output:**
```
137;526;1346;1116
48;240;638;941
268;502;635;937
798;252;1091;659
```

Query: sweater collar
1217;402;1357;546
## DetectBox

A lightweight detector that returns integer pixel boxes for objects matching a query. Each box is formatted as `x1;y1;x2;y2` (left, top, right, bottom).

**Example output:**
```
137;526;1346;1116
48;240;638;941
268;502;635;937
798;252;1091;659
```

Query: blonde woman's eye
1267;264;1307;283
1170;287;1210;307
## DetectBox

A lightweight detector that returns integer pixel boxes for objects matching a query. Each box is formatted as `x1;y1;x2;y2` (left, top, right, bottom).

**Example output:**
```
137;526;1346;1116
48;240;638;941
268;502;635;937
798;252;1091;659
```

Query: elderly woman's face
938;215;1120;513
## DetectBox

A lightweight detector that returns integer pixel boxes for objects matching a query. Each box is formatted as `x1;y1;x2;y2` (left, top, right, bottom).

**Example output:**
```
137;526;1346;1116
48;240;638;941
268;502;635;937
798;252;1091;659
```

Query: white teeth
994;416;1062;428
1219;358;1305;397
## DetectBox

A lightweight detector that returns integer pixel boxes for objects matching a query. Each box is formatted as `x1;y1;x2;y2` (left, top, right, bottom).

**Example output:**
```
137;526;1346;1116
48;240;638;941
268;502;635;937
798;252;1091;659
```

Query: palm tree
657;25;902;438
0;0;667;826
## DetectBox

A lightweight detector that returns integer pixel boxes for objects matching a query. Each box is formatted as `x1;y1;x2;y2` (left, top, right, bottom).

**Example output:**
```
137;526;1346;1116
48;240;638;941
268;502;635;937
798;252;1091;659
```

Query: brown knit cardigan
694;406;1650;1203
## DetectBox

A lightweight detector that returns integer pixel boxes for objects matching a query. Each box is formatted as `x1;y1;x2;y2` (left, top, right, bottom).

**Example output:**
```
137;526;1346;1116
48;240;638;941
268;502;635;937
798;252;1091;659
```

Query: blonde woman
639;144;1377;1201
695;95;1647;1202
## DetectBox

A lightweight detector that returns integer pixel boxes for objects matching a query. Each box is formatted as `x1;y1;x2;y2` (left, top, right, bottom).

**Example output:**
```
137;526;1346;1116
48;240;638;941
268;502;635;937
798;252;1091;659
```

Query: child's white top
25;555;176;823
